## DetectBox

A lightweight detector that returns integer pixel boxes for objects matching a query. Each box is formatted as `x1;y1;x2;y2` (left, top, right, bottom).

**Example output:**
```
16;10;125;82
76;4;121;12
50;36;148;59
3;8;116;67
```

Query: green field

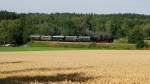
0;47;75;51
0;41;138;51
0;40;150;51
0;46;135;52
26;41;137;49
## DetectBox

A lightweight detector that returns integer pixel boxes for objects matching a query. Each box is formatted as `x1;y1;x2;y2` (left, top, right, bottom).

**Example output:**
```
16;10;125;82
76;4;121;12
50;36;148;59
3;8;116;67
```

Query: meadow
0;41;137;52
1;39;150;52
1;50;150;84
27;41;137;50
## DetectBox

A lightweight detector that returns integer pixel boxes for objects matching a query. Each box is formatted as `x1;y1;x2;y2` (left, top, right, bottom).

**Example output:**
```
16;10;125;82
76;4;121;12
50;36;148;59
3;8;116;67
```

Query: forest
0;10;150;47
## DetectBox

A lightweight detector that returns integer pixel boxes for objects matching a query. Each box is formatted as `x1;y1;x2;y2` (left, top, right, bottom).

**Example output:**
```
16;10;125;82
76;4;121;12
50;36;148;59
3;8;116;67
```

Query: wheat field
1;50;150;84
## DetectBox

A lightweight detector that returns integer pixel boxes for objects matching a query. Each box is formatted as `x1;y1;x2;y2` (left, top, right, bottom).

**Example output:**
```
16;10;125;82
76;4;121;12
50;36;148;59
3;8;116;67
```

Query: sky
0;0;150;14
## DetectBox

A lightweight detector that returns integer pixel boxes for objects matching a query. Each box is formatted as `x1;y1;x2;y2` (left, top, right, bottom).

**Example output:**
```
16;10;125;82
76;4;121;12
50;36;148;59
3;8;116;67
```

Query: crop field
1;50;150;84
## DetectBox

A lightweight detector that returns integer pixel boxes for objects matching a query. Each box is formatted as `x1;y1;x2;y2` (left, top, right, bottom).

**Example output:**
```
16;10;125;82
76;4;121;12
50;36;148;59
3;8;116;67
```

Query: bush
114;38;128;43
144;42;149;49
136;40;145;49
128;28;144;44
128;28;148;49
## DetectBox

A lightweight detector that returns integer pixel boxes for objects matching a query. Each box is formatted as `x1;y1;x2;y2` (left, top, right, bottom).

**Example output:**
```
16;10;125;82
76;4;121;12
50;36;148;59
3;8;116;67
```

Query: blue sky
0;0;150;14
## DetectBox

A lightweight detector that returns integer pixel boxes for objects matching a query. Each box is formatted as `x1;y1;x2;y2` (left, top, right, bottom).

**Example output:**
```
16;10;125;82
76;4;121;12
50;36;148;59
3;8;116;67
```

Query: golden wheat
0;50;150;84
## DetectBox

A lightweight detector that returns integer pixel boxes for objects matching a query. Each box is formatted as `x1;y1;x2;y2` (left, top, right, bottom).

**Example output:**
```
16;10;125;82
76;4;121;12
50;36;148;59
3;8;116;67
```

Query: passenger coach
30;33;113;43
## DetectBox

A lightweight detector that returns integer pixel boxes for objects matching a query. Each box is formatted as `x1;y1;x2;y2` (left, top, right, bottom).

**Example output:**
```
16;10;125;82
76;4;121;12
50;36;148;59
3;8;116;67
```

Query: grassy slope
27;41;136;49
0;47;78;51
0;41;136;51
1;40;150;51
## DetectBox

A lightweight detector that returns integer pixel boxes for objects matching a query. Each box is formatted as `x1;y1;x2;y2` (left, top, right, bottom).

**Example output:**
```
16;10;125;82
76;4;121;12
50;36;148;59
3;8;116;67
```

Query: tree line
0;10;150;47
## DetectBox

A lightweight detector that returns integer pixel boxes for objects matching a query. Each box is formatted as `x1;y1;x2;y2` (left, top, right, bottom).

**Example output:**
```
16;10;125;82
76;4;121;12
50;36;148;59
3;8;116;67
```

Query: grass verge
1;41;147;51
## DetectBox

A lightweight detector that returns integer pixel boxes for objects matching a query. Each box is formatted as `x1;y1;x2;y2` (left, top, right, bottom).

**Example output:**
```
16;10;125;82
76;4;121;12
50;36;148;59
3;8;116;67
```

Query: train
30;33;113;43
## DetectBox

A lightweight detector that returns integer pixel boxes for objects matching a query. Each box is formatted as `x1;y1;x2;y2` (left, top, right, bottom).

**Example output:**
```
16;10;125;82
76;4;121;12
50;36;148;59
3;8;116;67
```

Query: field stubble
0;50;150;84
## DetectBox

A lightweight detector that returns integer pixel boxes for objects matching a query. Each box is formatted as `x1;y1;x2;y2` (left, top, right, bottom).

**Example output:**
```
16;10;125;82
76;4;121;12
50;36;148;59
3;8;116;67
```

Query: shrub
114;38;128;44
136;40;145;49
144;42;149;49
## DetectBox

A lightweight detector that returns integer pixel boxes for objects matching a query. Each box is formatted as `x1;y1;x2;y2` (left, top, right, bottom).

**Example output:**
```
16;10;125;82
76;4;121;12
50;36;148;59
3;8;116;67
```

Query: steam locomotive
30;33;113;43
